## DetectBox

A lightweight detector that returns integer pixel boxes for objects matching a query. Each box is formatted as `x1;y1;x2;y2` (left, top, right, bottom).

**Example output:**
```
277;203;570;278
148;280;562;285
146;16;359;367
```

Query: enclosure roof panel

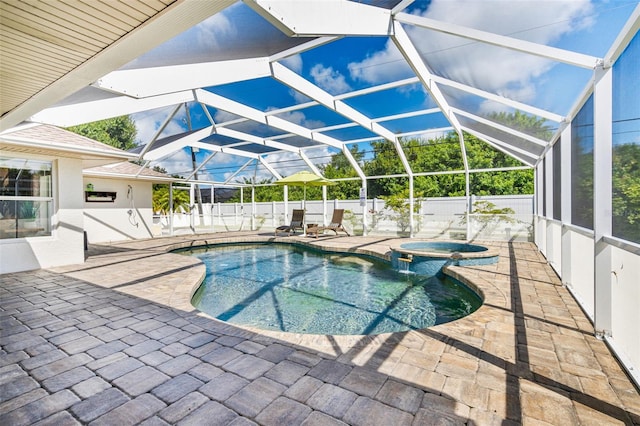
1;0;637;183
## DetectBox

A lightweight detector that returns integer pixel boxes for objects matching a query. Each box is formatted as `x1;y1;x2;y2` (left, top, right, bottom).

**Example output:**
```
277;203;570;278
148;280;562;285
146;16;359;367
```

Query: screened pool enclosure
1;0;639;387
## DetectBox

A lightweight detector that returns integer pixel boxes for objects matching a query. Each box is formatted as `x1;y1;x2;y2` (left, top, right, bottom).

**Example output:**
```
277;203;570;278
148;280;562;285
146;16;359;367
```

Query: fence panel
154;195;534;240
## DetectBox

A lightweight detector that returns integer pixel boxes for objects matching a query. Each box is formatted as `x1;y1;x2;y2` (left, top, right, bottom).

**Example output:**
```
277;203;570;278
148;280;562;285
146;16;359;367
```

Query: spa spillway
390;241;499;276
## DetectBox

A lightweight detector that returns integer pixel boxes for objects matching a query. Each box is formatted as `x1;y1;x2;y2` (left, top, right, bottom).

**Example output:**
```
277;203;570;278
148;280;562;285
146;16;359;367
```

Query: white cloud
310;64;351;95
413;0;594;104
131;107;187;144
123;3;241;69
213;109;241;124
477;99;513;117
273;110;325;129
262;145;334;178
290;88;313;105
348;39;413;84
348;0;594;106
423;0;593;43
149;148;193;177
280;54;303;73
193;7;237;51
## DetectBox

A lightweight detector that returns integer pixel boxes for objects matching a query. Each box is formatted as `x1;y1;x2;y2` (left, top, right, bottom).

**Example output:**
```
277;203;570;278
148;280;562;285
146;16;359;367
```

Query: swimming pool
188;244;482;335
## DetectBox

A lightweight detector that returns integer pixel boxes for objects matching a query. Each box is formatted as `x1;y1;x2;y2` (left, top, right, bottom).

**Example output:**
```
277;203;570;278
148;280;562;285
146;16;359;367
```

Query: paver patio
1;231;639;425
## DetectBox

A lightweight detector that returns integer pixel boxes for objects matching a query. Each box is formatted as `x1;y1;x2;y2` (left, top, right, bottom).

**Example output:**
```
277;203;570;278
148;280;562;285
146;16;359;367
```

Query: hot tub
390;241;499;275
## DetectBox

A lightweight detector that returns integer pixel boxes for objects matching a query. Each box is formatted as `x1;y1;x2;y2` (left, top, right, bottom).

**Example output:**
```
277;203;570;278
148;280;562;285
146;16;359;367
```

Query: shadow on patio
1;233;638;425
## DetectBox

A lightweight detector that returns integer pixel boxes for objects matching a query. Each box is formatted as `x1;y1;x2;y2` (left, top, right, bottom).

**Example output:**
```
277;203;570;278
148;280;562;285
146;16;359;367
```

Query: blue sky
128;0;638;182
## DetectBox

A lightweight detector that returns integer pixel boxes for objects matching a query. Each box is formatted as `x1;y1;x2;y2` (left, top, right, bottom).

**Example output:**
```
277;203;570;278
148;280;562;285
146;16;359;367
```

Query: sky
127;0;638;183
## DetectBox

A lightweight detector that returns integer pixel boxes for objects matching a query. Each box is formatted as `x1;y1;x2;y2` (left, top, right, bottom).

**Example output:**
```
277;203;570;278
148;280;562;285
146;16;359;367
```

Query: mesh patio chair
308;209;350;238
275;209;305;236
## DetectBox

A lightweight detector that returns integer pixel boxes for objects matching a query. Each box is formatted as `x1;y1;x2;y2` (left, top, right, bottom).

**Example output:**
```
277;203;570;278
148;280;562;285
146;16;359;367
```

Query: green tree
465;136;534;195
152;186;190;214
613;143;640;243
364;140;408;197
226;178;283;203
321;146;363;199
149;166;191;214
486;110;553;140
216;111;541;203
67;116;137;151
362;131;534;198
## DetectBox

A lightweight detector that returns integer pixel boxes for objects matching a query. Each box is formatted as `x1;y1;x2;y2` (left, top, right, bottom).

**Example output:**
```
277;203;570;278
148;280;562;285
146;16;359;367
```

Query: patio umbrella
275;171;335;209
275;171;335;234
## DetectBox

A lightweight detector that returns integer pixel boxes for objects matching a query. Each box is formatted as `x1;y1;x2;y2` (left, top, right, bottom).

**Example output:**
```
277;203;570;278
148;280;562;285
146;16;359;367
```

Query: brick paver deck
1;232;639;425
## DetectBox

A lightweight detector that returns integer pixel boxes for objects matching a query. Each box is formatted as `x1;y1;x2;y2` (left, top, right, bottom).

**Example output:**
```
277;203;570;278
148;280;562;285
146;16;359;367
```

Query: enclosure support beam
431;75;564;123
251;185;256;231
361;180;368;237
258;157;283;180
247;0;391;36
462;128;537;167
593;65;613;339
224;159;255;185
560;126;572;289
169;182;174;236
195;90;366;181
138;104;183;161
395;12;601;69
453;108;549;149
185;152;217;181
392;22;464;135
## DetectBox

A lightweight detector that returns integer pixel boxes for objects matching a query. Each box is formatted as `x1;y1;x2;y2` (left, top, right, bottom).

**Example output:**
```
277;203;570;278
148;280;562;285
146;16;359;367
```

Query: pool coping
388;240;500;260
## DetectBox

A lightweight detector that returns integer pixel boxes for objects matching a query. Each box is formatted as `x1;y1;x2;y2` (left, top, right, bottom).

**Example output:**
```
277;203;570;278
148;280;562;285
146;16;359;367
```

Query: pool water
189;244;481;335
400;241;488;253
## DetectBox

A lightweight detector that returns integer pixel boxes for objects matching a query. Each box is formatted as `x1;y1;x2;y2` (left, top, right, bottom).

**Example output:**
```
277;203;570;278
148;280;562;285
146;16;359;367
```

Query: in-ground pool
187;244;481;335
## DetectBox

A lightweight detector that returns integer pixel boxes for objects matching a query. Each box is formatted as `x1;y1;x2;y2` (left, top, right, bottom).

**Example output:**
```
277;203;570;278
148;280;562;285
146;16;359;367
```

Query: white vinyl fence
153;194;534;241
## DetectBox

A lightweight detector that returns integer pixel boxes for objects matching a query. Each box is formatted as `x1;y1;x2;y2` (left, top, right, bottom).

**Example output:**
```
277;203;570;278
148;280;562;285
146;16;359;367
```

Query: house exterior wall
0;155;85;273
82;177;156;243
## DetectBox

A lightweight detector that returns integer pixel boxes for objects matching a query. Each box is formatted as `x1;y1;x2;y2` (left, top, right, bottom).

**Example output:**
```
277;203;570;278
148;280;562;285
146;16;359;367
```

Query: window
0;158;52;239
612;32;640;244
571;95;594;230
552;139;561;221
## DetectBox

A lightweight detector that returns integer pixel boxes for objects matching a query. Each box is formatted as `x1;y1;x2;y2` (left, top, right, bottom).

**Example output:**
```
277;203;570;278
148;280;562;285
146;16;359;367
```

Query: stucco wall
0;156;85;273
82;177;157;243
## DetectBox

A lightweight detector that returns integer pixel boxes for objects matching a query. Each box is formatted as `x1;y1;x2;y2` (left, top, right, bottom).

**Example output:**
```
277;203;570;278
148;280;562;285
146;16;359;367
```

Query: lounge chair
308;209;350;238
275;209;305;236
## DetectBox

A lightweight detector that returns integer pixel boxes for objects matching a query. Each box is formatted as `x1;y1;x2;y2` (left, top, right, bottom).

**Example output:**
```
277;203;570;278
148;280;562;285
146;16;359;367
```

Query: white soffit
0;0;236;131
